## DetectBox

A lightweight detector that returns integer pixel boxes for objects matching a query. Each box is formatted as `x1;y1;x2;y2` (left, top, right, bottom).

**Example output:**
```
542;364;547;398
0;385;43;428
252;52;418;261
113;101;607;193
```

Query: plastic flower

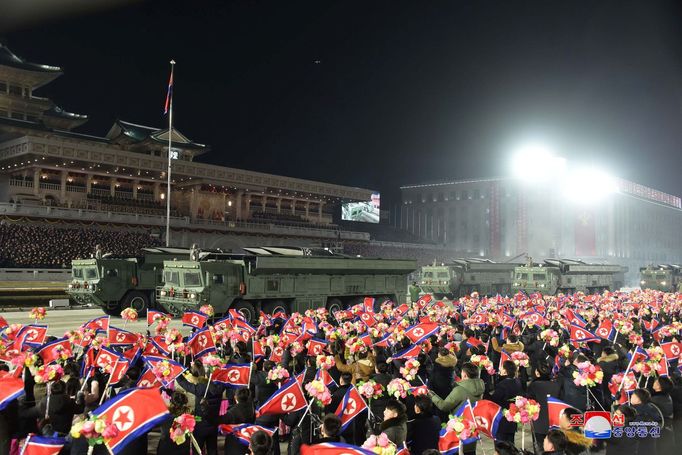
357;380;384;400
34;364;64;384
540;329;560;347
170;413;197;445
304;379;332;406
503;396;541;425
70;415;119;447
445;414;479;441
199;305;214;317
152;360;174;381
29;307;46;321
399;359;420;381
628;332;643;346
201;354;224;368
387;378;411;399
316;355;335;370
120;307;138;322
557;344;572;359
362;433;396;455
266;365;290;384
572;361;604;387
510;352;530;368
469;354;495;375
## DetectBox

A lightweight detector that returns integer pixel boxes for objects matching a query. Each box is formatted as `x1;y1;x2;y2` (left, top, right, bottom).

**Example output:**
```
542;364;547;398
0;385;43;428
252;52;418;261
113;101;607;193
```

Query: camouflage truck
512;258;627;295
156;246;417;321
420;259;522;299
639;265;682;292
67;247;229;315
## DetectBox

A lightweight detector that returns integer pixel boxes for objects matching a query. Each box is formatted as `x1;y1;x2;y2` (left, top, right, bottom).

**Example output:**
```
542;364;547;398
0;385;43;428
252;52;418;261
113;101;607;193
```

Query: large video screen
342;193;380;223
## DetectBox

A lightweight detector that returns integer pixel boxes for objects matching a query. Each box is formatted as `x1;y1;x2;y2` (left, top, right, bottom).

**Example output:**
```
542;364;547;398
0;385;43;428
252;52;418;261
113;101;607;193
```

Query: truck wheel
122;291;149;315
102;305;121;316
232;301;256;324
433;293;446;300
263;300;288;316
326;298;343;314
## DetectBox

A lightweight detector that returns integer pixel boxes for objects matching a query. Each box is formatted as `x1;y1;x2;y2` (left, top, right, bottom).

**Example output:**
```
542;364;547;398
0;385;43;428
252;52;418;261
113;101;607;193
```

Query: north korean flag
147;310;170;326
252;339;265;360
547;397;571;428
392;343;421;360
121;346;141;365
416;293;433;310
211;364;251;388
21;434;66;455
14;324;48;349
136;368;160;389
83;316;110;332
301;443;374;455
569;324;600;346
498;350;511;371
466;337;484;350
523;311;549;328
187;328;216;359
109;358;131;386
95;347;121;373
149;336;171;356
372;334;392;348
307;338;328;357
268;345;285;364
182;311;208;329
0;374;25;411
232;317;257;336
108;326;140;346
358;333;373;347
93;387;171;454
661;342;682;361
0;316;7;332
358;312;377;328
642;318;660;333
143;356;187;387
404;323;439;345
472;399;502;438
363;297;375;313
333;310;353;323
256;378;307;417
315;368;338;390
562;309;587;328
438;400;479;454
228;308;247;322
212;316;231;332
595;319;615;341
219;424;276;446
334;386;367;432
625;346;649;374
393;303;409;318
36;337;72;365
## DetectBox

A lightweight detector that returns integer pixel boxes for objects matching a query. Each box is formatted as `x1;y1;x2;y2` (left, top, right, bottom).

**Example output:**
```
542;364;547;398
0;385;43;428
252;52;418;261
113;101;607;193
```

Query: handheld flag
143;356;187;387
109;326;140;346
93;387;171;454
182;311;208;329
595;319;615;341
301;443;374;455
37;337;72;365
219;424;276;446
211;364;251;388
21;434;66;455
472;399;502;438
392;343;421;360
0;374;24;411
438;400;479;454
547;396;571;428
334;386;368;432
147;310;169;326
83;316;110;332
255;378;306;417
404;322;439;344
306;338;328;356
187;328;216;358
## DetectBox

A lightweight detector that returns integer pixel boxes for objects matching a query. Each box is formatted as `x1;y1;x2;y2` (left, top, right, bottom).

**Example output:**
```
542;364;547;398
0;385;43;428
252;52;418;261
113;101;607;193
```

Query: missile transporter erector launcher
639;264;682;292
419;259;522;299
156;246;418;322
67;247;232;315
512;258;627;295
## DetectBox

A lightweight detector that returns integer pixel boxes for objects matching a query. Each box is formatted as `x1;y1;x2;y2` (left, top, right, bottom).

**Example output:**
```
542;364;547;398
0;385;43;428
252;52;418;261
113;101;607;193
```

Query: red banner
574;209;596;256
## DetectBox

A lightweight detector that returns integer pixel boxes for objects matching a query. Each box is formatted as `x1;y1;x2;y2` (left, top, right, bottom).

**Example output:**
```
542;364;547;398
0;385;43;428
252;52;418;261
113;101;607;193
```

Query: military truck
419;259;522;299
67;247;230;315
156;246;417;321
512;258;626;295
639;264;682;292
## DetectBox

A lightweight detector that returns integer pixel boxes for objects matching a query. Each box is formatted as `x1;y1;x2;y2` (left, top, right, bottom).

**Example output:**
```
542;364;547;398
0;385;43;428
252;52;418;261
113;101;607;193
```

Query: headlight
190;293;197;299
539;284;545;288
640;280;646;285
68;284;73;289
91;285;97;292
160;290;167;297
661;281;667;286
513;282;519;286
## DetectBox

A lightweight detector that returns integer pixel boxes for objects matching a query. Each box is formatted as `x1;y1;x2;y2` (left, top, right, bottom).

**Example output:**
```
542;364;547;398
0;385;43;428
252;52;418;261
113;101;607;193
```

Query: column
33;168;40;196
276;198;282;214
86;174;92;194
318;202;323;222
291;198;296;215
305;201;310;219
133;180;139;200
110;178;116;197
261;196;266;212
236;191;243;220
153;182;160;202
60;170;68;202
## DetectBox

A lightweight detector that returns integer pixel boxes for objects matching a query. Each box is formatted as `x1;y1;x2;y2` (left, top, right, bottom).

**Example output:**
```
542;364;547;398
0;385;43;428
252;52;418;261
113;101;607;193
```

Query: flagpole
165;59;175;247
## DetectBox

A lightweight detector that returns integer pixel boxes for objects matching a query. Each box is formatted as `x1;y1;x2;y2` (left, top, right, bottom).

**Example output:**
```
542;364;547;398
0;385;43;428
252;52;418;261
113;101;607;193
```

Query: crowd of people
0;288;681;455
0;222;161;268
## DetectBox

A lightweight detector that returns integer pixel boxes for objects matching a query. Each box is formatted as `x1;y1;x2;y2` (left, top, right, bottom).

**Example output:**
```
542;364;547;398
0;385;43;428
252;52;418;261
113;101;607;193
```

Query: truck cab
512;265;558;294
420;264;458;299
639;265;679;292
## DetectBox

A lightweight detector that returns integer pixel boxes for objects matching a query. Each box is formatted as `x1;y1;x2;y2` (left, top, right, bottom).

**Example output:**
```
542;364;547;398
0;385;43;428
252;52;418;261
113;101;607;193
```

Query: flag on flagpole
164;65;174;115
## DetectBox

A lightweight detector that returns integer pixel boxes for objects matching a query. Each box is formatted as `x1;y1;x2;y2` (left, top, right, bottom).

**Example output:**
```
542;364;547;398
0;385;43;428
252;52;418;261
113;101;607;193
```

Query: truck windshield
164;270;179;285
517;273;528;280
437;272;449;278
183;272;202;286
84;268;98;280
532;273;545;281
73;268;83;279
423;272;433;278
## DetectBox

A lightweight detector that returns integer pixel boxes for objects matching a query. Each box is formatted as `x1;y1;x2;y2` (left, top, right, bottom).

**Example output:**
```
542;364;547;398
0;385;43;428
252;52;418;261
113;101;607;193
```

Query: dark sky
3;0;682;206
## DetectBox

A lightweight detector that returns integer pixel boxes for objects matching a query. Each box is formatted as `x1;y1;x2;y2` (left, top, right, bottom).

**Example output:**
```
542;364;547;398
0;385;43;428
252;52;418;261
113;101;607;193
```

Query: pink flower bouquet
399;359;420;381
387;378;411;399
503;396;541;424
305;379;332;406
266;365;290;384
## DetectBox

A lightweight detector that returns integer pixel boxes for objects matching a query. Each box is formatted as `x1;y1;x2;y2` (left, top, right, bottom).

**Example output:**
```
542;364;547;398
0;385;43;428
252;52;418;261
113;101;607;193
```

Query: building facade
0;44;373;237
400;177;682;285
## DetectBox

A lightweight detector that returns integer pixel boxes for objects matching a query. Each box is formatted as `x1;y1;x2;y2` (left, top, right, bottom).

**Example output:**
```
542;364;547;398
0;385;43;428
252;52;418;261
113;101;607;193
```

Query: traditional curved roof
0;43;62;73
106;119;209;153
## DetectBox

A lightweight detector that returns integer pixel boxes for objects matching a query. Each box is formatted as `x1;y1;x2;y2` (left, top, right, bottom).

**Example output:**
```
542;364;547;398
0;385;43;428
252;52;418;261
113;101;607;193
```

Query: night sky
2;0;682;207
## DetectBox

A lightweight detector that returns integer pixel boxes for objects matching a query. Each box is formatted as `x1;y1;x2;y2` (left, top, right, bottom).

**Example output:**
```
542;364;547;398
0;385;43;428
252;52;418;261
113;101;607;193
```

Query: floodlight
562;167;618;203
510;143;565;181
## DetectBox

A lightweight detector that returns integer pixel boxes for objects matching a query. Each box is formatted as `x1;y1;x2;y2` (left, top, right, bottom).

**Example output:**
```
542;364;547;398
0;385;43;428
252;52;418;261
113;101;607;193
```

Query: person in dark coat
670;375;682;435
558;354;588;411
430;348;457;399
527;362;561;449
20;380;82;436
650;376;675;454
371;399;407;447
220;388;256;455
488;360;522;443
157;391;192;455
326;373;352;414
250;361;280;455
630;389;662;455
543;429;568;455
315;414;345;444
597;347;620;406
606;405;637;455
176;361;225;455
406;395;441;455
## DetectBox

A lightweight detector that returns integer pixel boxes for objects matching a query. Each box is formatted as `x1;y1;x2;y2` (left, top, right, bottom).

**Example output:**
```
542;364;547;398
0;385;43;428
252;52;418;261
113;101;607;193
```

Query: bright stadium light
510;143;566;182
562;167;618;203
